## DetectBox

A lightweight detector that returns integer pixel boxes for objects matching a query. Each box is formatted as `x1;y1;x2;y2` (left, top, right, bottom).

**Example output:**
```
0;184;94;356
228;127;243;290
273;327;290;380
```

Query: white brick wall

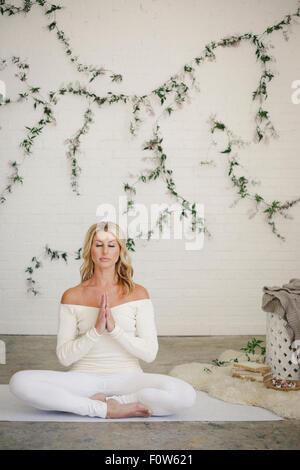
0;0;300;335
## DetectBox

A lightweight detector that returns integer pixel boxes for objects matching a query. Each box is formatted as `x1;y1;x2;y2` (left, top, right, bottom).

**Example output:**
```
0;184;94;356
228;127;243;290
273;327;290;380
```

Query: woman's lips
100;258;110;261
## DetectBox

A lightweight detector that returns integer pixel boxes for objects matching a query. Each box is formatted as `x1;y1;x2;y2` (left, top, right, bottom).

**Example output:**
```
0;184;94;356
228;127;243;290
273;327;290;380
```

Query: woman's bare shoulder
132;283;150;301
60;285;82;305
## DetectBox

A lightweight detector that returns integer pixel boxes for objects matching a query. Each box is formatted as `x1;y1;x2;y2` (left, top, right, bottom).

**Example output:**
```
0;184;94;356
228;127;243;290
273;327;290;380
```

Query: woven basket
265;312;300;380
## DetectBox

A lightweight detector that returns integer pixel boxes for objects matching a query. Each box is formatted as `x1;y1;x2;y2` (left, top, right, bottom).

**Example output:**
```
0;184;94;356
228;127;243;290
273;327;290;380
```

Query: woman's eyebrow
95;239;116;242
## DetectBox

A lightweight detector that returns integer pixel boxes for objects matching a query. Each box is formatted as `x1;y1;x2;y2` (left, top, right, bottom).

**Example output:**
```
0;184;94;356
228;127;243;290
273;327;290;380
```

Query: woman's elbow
56;348;72;367
143;344;159;363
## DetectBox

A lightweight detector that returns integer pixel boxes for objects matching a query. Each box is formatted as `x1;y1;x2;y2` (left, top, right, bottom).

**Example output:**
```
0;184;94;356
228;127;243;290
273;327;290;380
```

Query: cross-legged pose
9;221;196;419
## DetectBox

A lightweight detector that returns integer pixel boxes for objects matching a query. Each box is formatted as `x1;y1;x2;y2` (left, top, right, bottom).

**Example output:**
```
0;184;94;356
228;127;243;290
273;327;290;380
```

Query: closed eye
96;244;115;247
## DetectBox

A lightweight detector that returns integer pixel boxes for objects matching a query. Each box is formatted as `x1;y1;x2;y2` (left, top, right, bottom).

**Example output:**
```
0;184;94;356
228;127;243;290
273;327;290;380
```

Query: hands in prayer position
95;292;116;335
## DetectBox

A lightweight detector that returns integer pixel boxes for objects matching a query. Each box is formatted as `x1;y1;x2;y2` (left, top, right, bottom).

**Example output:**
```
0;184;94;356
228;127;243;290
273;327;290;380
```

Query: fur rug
168;350;300;419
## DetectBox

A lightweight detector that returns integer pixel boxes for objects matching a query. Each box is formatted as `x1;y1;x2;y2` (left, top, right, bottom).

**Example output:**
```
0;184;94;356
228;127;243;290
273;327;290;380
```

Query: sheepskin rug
168;350;300;419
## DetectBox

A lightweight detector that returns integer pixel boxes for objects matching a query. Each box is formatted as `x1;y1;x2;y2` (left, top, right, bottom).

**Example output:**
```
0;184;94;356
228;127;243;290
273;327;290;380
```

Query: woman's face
91;230;120;267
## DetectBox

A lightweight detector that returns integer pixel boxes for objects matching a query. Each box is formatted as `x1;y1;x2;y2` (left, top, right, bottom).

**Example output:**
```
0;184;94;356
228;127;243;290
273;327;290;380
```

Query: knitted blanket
262;278;300;343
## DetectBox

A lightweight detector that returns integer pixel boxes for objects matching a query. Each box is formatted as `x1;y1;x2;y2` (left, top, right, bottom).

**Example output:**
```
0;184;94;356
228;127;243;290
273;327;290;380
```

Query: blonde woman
9;221;196;419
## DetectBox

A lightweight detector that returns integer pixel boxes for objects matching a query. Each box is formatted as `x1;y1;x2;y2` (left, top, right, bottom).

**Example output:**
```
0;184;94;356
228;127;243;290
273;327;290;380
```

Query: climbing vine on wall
1;0;300;295
207;116;300;241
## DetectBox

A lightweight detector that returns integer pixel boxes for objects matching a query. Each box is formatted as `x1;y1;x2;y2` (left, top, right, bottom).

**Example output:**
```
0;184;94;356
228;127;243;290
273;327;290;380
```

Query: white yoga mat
0;385;283;422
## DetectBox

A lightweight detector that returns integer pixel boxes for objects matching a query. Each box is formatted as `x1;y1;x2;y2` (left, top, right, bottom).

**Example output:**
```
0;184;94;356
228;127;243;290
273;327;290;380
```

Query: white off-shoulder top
56;299;159;374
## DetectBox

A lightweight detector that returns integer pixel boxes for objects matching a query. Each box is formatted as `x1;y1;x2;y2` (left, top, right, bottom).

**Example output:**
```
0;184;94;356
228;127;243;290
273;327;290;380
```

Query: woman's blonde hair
80;221;135;297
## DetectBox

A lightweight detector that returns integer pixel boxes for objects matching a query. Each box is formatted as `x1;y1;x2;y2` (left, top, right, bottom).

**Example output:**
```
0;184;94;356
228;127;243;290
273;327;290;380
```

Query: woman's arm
56;303;103;367
107;299;159;363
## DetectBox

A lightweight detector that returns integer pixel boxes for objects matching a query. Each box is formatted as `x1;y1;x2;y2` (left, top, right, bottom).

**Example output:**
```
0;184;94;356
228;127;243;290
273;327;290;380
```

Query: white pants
9;369;197;419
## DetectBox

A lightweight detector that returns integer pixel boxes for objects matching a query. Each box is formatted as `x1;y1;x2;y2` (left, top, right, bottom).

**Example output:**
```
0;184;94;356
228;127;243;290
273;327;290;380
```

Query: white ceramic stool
265;312;300;380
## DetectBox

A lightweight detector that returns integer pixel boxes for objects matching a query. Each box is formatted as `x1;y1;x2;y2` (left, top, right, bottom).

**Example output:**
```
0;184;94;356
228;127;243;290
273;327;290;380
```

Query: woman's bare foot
90;392;107;403
106;398;152;419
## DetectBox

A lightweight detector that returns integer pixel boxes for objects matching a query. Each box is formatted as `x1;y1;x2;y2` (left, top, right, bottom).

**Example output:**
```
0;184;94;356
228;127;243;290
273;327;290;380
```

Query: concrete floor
0;334;299;450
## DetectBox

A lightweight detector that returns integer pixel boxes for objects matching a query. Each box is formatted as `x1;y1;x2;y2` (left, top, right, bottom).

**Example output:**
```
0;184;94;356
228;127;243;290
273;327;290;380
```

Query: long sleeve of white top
56;304;103;367
107;300;159;363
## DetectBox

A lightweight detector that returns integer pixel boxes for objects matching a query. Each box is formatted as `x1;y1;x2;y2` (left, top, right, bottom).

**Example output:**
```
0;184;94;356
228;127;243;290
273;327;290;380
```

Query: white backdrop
0;0;300;335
